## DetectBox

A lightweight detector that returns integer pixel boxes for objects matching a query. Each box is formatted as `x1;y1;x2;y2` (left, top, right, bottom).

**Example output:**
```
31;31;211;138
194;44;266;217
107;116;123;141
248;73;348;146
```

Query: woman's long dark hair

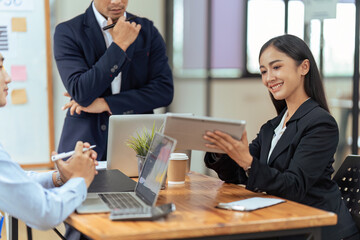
259;34;329;115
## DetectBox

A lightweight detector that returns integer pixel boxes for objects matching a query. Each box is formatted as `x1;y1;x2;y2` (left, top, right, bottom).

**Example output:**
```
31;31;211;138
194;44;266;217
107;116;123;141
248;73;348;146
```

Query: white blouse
267;110;288;163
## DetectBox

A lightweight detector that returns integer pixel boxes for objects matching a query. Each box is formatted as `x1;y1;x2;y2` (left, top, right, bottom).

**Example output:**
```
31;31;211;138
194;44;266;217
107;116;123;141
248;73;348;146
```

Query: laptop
107;113;193;177
107;114;166;177
76;132;177;214
87;169;137;193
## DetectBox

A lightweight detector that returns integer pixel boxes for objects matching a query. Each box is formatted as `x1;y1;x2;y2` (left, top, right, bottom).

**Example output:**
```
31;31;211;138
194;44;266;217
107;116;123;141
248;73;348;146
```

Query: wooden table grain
65;172;337;240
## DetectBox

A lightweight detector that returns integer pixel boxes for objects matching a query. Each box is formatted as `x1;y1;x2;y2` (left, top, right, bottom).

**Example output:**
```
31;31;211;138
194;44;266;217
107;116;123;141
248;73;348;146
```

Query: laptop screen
135;133;177;206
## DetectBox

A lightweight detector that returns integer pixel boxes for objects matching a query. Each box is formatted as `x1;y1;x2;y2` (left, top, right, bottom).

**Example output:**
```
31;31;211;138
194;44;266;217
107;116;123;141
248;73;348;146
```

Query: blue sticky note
0;213;3;238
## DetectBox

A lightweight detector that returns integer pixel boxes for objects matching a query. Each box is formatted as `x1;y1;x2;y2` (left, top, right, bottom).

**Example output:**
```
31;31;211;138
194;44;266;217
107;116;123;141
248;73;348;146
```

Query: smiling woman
203;34;360;240
258;34;329;116
259;47;310;120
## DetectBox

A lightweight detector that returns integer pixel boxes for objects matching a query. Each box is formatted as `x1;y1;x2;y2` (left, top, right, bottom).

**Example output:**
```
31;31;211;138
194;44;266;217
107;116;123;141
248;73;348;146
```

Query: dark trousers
64;223;92;240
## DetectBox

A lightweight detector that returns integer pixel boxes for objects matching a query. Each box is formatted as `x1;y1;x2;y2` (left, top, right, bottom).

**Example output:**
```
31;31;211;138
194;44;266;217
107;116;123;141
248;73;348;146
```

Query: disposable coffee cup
174;149;191;173
167;153;188;184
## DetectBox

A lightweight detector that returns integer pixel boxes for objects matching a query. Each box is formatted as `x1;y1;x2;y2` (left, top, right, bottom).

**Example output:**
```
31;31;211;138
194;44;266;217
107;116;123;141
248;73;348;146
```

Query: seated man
0;52;98;230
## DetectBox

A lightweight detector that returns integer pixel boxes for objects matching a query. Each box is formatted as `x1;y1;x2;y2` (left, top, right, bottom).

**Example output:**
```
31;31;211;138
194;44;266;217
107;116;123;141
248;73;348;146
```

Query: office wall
0;0;52;165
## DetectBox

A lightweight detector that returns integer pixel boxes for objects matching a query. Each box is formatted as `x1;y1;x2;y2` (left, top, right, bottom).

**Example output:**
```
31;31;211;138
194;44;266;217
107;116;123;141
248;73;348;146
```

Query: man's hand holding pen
102;16;138;30
54;141;98;188
107;16;141;52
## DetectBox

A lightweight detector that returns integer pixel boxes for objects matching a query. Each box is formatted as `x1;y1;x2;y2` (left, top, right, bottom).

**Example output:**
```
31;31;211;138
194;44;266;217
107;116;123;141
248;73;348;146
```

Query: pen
51;145;96;162
102;16;138;31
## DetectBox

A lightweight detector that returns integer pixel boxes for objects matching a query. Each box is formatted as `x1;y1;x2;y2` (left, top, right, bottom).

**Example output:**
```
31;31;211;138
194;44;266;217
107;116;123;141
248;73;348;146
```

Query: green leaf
126;121;163;156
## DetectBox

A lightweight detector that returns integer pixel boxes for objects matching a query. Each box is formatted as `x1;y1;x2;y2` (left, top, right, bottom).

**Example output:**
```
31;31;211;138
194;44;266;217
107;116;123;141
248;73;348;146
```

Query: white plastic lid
170;153;189;160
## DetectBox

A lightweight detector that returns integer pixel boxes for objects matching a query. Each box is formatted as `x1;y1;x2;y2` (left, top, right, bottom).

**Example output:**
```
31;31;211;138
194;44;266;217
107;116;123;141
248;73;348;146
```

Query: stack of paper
217;197;285;211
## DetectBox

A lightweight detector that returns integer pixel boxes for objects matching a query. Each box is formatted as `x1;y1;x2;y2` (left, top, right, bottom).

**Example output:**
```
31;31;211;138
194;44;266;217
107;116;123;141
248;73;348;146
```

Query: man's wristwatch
55;171;64;186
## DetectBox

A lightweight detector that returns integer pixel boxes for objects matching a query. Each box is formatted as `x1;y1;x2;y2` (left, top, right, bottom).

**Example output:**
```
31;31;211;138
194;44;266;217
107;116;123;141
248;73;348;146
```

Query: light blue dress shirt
0;143;87;230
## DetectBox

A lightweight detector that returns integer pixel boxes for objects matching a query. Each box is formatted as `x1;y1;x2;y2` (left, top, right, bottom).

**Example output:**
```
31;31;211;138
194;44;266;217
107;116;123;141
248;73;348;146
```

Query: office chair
4;214;32;240
333;155;360;229
6;215;65;240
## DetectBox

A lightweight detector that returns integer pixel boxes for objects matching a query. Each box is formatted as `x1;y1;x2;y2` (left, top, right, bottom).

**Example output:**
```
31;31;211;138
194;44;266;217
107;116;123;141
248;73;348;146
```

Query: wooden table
65;172;337;240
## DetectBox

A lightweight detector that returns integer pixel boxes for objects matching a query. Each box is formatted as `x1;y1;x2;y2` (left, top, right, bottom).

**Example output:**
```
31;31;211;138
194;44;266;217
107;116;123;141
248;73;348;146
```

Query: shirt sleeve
26;171;56;189
0;145;87;230
204;152;248;184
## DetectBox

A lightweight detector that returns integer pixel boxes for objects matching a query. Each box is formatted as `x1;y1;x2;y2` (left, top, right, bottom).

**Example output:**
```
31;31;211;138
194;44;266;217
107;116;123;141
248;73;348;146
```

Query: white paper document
96;161;107;170
217;197;285;211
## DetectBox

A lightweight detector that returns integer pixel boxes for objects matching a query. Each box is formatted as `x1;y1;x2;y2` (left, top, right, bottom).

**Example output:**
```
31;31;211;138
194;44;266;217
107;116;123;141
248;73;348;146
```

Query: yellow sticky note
11;89;27;105
12;17;27;32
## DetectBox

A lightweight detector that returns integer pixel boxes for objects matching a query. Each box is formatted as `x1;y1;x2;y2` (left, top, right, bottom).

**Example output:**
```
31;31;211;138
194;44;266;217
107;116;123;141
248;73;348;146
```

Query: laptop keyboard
98;193;143;209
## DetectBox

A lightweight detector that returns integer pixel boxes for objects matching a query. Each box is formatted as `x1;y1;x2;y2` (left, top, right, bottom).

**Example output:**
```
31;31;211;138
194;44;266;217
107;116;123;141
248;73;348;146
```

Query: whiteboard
0;0;54;166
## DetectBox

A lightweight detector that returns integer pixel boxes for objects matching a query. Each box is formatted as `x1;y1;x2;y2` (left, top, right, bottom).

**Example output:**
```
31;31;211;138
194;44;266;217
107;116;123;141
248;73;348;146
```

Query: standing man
53;0;174;161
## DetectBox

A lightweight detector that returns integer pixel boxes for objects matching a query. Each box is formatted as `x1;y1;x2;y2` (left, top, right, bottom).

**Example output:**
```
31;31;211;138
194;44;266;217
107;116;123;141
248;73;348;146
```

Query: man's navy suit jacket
53;5;173;160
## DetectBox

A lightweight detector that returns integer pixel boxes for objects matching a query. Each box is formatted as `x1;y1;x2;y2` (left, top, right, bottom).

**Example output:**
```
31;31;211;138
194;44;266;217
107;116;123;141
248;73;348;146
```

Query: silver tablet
163;115;246;153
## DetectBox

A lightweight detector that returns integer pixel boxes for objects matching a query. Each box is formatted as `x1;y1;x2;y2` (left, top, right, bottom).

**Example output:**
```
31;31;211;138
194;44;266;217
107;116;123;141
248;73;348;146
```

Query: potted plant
126;122;162;174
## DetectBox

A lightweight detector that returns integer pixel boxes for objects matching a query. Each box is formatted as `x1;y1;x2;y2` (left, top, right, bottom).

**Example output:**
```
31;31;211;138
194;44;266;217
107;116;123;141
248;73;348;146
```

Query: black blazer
205;99;358;239
53;5;173;160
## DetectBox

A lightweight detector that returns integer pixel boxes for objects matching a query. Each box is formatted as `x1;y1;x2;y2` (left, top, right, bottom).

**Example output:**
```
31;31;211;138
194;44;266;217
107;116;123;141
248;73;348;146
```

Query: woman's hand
203;130;253;170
